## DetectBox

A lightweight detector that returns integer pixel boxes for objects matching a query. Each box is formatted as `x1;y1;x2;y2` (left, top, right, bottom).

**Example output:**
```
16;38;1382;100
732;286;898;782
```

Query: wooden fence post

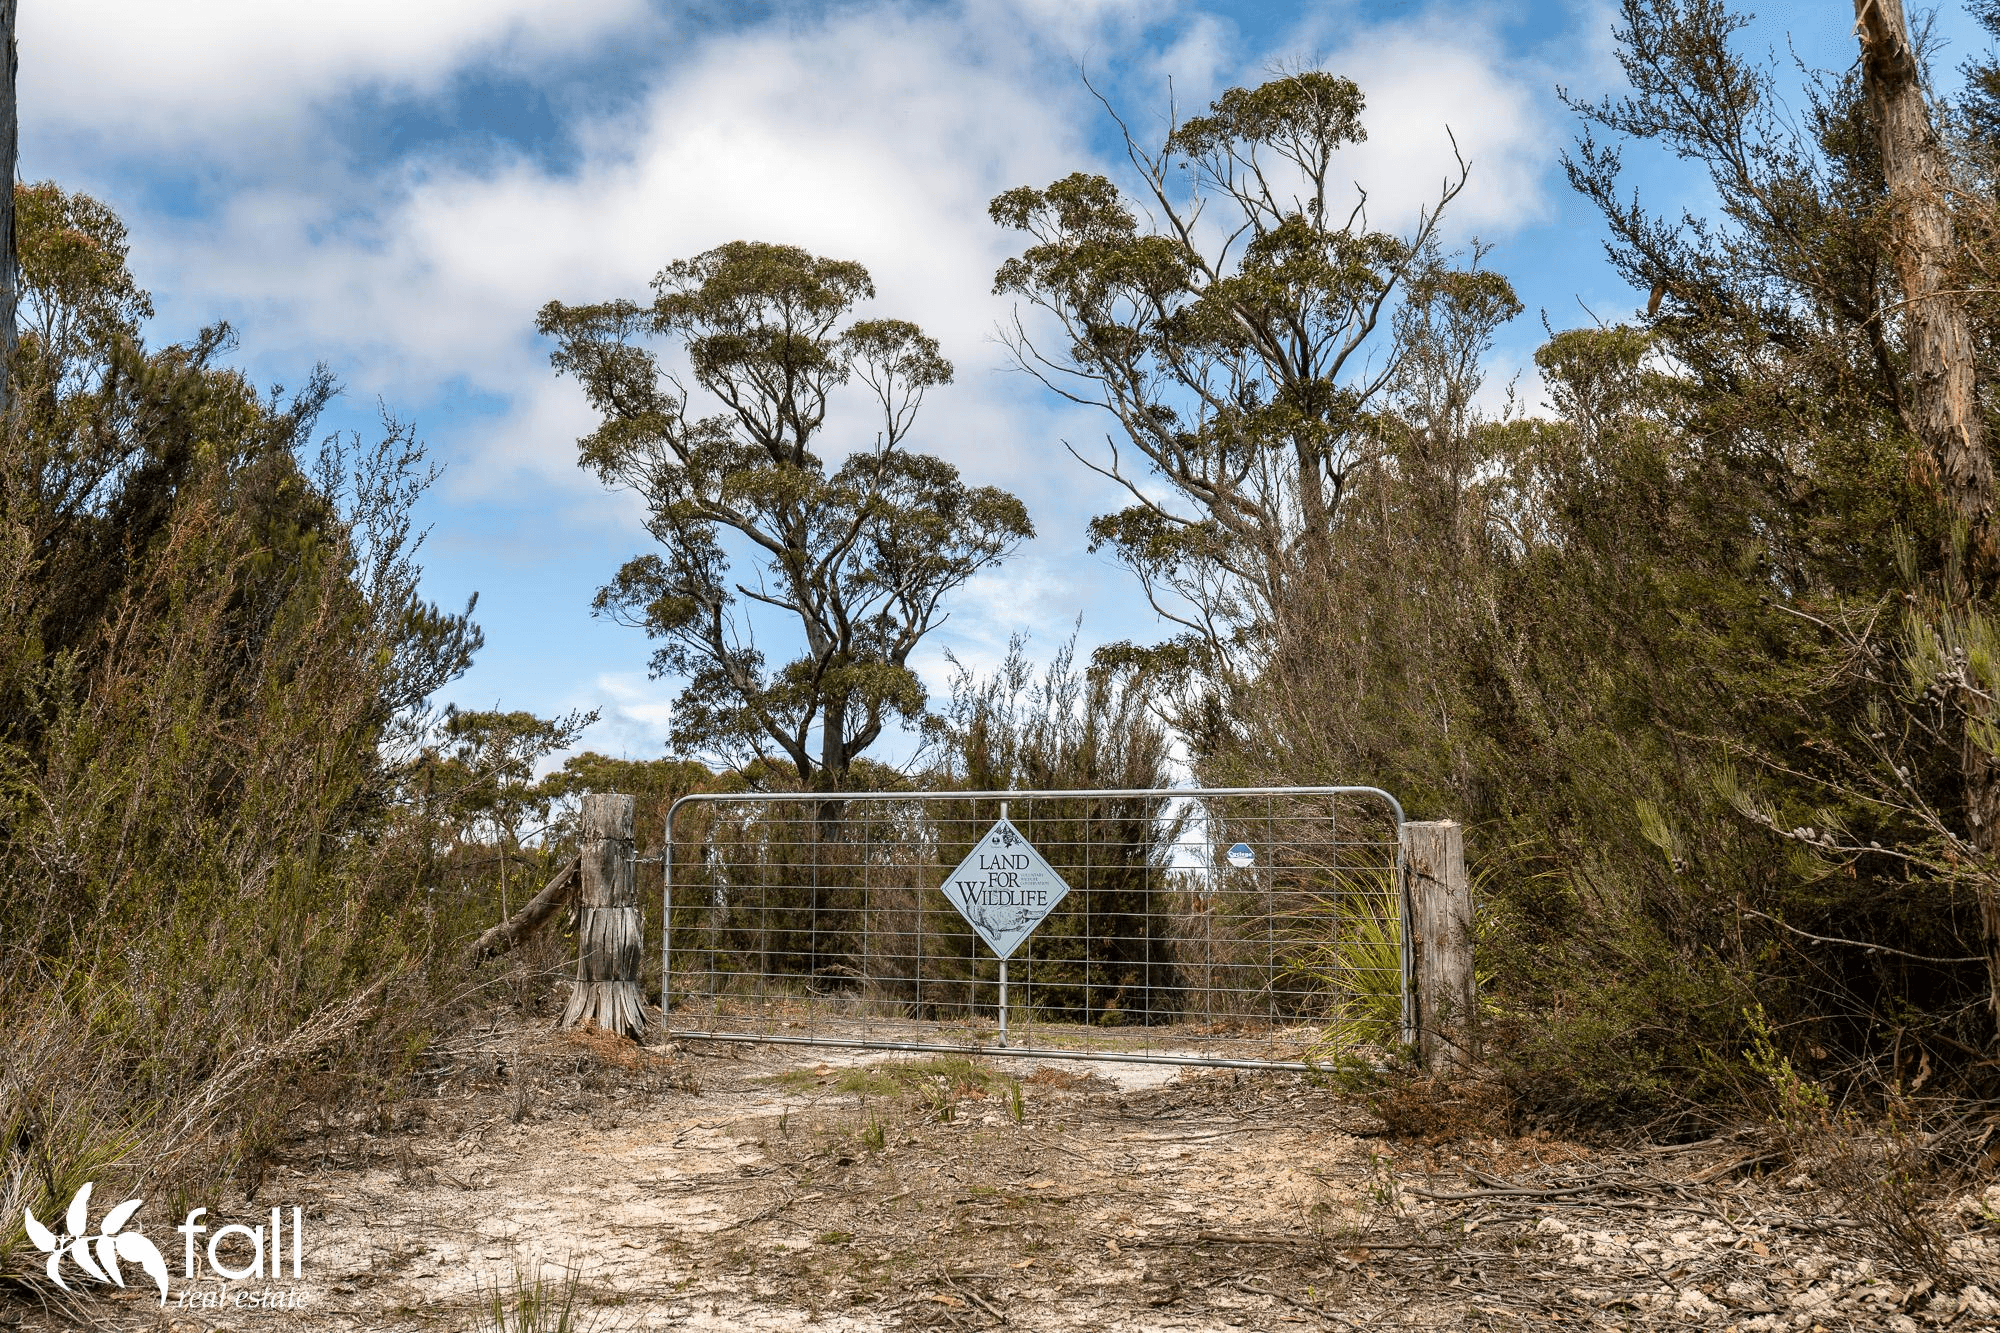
563;792;646;1040
1402;820;1473;1074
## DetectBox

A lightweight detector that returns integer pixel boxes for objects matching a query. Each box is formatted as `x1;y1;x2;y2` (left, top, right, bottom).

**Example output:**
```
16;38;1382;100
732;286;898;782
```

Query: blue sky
24;0;1995;766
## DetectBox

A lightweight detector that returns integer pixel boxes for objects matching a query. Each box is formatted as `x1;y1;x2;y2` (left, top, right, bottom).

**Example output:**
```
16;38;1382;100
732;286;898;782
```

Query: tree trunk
1857;0;1996;538
0;0;18;418
1856;0;2000;1033
563;793;647;1039
819;692;848;790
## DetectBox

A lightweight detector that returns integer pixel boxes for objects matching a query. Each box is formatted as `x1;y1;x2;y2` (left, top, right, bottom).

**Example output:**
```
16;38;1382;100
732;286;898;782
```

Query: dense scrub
0;183;529;1262
993;2;2000;1129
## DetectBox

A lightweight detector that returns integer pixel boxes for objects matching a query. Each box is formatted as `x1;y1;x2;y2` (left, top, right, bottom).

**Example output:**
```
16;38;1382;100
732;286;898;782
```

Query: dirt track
28;1022;2000;1332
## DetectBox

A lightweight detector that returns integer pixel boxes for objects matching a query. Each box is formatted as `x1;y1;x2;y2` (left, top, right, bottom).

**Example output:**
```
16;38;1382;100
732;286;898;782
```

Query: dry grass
8;1019;1989;1331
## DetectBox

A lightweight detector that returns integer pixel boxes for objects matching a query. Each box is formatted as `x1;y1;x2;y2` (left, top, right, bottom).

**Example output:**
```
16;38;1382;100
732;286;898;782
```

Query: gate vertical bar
809;812;821;1039
1083;801;1095;1025
661;825;673;1012
1265;793;1277;1028
915;816;925;1029
860;808;872;1025
1204;797;1216;1027
998;798;1009;1047
1397;814;1417;1048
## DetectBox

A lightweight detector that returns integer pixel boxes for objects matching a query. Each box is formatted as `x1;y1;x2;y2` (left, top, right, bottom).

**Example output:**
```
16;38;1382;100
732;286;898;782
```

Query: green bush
0;183;491;1270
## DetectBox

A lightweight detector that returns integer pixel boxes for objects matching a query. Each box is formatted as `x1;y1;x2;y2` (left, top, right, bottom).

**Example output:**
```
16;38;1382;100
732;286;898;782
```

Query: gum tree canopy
989;73;1518;680
539;242;1032;788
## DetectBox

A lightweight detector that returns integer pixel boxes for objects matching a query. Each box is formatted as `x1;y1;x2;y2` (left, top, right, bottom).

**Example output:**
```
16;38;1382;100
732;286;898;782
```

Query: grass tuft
469;1263;593;1333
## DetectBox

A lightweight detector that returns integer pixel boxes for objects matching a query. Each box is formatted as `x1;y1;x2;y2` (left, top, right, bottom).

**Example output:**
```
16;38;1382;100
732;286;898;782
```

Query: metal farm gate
658;786;1408;1071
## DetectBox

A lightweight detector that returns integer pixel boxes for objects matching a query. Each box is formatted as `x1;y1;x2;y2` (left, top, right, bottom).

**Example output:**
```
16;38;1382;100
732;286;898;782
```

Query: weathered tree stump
1402;819;1474;1074
563;793;646;1040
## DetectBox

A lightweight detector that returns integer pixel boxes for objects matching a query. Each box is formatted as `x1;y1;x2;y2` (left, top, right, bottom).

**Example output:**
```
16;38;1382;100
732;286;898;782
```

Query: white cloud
1140;10;1239;107
1236;6;1557;239
62;0;1559;495
572;671;677;760
22;0;1581;761
106;3;1113;498
921;554;1090;679
1336;36;1551;236
983;0;1175;59
22;0;651;149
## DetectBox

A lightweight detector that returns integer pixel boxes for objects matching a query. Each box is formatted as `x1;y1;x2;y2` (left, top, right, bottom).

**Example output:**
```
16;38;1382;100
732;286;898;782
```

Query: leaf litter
29;1020;1999;1332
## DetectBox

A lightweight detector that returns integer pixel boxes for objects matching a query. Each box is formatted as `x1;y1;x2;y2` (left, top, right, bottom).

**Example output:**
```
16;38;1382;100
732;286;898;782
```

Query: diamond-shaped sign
939;817;1071;959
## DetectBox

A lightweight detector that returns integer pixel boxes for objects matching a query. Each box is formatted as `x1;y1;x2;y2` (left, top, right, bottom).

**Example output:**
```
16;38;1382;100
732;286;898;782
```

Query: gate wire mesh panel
660;787;1406;1070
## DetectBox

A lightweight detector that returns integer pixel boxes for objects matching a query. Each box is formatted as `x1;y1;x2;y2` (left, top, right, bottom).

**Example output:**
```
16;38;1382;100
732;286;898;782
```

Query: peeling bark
0;0;17;418
563;794;647;1040
1856;0;2000;1032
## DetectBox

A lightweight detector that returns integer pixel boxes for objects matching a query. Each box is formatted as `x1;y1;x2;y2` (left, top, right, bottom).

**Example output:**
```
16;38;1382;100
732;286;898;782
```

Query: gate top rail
663;784;1407;836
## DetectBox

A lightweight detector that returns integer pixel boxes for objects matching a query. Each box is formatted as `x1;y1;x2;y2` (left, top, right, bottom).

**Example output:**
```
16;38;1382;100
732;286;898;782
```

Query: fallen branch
464;857;579;964
1139;1229;1441;1250
941;1274;1007;1325
1689;1150;1785;1183
1413;1183;1605;1202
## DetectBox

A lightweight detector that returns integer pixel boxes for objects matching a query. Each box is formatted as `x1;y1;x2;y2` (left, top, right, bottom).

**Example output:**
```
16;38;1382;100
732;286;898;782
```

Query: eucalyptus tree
989;73;1518;684
539;242;1032;788
1855;0;2000;1028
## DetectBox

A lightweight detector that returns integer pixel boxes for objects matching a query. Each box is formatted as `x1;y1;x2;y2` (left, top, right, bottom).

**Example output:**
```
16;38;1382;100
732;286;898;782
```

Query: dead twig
716;1191;799;1232
1233;1277;1353;1324
1415;1182;1607;1202
941;1274;1006;1324
1137;1228;1441;1250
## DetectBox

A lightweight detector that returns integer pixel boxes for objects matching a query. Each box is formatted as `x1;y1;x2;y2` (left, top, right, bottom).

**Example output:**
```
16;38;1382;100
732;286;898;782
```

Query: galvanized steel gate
659;786;1407;1071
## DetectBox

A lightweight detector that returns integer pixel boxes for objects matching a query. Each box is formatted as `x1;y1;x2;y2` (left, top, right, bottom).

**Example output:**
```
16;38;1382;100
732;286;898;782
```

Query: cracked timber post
564;792;646;1040
1402;820;1473;1074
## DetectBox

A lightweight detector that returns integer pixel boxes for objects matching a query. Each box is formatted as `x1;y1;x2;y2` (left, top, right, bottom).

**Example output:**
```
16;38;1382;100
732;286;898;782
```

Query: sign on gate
939;818;1071;959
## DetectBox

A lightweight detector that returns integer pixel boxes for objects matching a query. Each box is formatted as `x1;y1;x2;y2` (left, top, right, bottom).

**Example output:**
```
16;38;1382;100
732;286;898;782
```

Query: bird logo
22;1182;172;1305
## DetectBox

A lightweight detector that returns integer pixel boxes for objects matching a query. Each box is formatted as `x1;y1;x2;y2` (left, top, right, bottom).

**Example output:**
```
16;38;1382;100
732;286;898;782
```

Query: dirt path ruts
50;1023;2000;1332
